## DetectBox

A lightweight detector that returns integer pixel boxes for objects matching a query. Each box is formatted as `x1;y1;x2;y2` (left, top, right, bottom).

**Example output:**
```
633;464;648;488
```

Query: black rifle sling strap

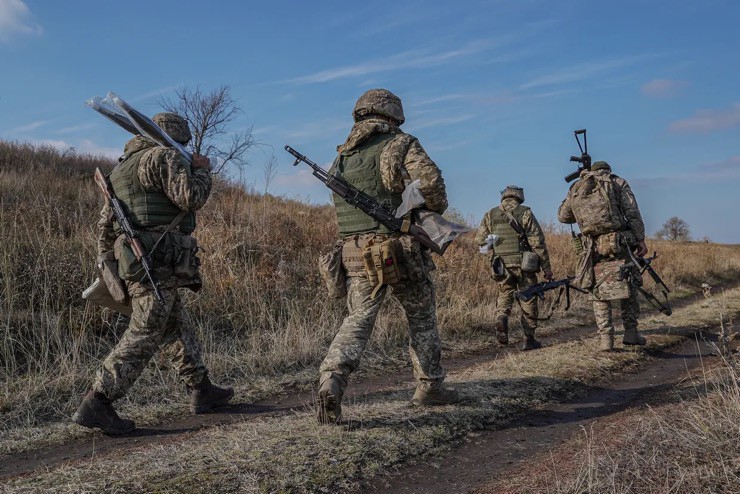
149;210;189;255
504;209;532;252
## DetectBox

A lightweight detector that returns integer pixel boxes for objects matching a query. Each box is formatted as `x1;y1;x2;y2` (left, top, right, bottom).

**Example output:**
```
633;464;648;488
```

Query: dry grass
1;140;740;461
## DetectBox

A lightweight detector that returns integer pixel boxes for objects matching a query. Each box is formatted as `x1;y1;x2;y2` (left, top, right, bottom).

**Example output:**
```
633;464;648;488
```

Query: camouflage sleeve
139;148;213;212
97;200;117;255
380;133;448;214
521;209;551;271
614;176;645;242
474;210;493;245
557;188;576;224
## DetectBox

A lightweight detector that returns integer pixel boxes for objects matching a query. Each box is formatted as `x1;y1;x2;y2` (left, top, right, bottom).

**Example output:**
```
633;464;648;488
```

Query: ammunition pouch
318;240;347;299
592;259;630;300
571;233;584;257
491;255;508;282
362;236;405;299
520;251;540;273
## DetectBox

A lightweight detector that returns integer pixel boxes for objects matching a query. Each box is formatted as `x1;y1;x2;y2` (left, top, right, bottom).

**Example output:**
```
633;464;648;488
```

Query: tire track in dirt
362;336;718;494
0;286;724;480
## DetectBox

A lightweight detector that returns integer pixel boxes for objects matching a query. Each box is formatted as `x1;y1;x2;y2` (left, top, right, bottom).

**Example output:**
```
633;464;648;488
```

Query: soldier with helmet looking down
72;112;233;435
316;88;459;425
476;186;553;351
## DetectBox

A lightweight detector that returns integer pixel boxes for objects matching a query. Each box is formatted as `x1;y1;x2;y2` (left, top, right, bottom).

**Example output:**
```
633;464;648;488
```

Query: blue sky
1;0;739;243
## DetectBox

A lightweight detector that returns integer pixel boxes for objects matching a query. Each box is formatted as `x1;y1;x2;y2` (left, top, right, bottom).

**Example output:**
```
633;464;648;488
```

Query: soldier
316;88;459;424
475;186;553;350
72;113;233;435
558;161;649;351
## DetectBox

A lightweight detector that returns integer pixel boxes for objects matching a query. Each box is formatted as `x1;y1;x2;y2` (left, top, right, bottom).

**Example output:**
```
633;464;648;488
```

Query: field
1;140;739;493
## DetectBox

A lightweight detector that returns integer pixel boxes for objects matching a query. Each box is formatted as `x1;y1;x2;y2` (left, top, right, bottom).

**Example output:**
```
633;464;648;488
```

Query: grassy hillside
2;139;739;442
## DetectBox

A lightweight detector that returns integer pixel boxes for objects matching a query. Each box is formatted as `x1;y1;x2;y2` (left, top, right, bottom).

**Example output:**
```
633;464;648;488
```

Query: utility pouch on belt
362;237;405;299
520;251;540;273
592;259;630;300
491;255;507;282
99;252;128;304
595;232;622;258
318;240;347;299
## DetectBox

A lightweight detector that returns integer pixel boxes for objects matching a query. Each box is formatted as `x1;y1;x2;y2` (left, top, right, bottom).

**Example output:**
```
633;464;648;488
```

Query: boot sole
72;412;135;435
191;389;235;414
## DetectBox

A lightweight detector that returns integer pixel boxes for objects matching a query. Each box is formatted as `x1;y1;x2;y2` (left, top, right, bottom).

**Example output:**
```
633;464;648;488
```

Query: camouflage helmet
152;112;192;144
591;160;611;172
353;88;405;125
501;185;525;202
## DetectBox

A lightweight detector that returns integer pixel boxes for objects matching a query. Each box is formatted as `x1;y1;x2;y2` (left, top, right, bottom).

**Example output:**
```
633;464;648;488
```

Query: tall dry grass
1;140;739;437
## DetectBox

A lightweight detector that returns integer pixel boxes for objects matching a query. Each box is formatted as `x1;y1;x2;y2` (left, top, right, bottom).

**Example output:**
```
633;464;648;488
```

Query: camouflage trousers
592;288;640;336
319;274;445;393
495;268;539;335
93;287;207;402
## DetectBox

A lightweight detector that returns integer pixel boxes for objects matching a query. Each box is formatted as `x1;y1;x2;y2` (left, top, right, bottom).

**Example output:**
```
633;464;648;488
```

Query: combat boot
623;328;647;346
411;381;460;406
317;378;343;425
599;334;615;351
494;316;509;345
72;390;135;435
190;374;234;414
520;334;542;351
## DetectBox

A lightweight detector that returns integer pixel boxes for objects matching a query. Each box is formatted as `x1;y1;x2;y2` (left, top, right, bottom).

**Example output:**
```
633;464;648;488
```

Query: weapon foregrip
565;169;581;182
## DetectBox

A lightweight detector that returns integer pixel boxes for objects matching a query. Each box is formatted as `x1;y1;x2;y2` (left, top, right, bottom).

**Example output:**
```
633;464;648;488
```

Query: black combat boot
72;390;135;435
520;334;542;351
190;374;234;414
317;378;343;425
494;316;509;345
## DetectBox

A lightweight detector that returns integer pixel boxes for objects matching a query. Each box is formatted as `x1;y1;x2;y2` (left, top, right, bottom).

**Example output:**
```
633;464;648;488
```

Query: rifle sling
504;210;532;252
149;211;189;255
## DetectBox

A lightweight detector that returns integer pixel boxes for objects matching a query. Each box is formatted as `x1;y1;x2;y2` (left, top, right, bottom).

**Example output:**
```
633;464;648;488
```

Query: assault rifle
565;129;591;183
516;277;589;311
93;167;165;304
628;251;672;316
284;145;444;254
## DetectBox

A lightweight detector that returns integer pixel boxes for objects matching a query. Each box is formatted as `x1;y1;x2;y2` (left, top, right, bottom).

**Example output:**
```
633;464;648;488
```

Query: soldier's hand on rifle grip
635;240;648;257
192;154;211;170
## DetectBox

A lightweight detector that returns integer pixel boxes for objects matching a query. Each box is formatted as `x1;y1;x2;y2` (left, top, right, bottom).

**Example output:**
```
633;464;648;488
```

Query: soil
0;287;727;484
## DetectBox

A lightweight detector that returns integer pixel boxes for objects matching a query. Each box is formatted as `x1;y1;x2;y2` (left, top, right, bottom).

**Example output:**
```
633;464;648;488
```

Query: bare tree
656;216;691;241
160;85;254;174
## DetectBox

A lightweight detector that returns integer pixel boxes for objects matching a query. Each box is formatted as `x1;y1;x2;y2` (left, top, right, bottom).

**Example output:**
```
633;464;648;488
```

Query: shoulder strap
503;209;532;251
149;210;189;254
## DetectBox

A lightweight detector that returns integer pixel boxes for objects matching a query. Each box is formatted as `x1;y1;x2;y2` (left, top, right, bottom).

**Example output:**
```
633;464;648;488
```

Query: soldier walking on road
316;89;459;424
73;113;233;435
475;186;553;351
558;161;649;351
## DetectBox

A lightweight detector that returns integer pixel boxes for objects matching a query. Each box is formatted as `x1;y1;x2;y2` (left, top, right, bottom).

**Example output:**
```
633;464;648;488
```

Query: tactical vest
332;133;402;236
489;204;529;265
109;148;196;234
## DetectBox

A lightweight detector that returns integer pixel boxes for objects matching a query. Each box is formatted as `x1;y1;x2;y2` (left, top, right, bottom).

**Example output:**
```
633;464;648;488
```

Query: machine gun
627;251;672;316
285;145;449;254
565;129;591;183
516;277;589;311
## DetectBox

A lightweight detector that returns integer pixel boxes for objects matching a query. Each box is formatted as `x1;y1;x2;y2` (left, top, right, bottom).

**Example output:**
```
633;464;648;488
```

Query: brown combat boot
494;316;509;345
520;334;542;351
190;375;234;414
317;378;343;425
72;390;135;435
623;328;647;346
599;334;615;351
411;381;460;406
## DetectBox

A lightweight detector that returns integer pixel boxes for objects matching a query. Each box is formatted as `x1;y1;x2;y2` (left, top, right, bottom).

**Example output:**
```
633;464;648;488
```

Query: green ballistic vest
332;133;402;236
489;204;529;264
109;148;196;234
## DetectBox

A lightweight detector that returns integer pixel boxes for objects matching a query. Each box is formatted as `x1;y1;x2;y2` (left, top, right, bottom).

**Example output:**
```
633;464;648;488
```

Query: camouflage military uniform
476;192;551;346
93;135;212;401
558;162;646;349
317;89;456;423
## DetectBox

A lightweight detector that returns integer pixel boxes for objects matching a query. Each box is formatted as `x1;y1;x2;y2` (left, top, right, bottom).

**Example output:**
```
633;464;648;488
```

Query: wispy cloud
9;119;49;133
641;78;688;98
520;56;650;90
54;122;97;135
280;39;504;85
669;103;740;133
0;0;42;42
632;156;740;188
408;114;476;131
132;85;181;103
